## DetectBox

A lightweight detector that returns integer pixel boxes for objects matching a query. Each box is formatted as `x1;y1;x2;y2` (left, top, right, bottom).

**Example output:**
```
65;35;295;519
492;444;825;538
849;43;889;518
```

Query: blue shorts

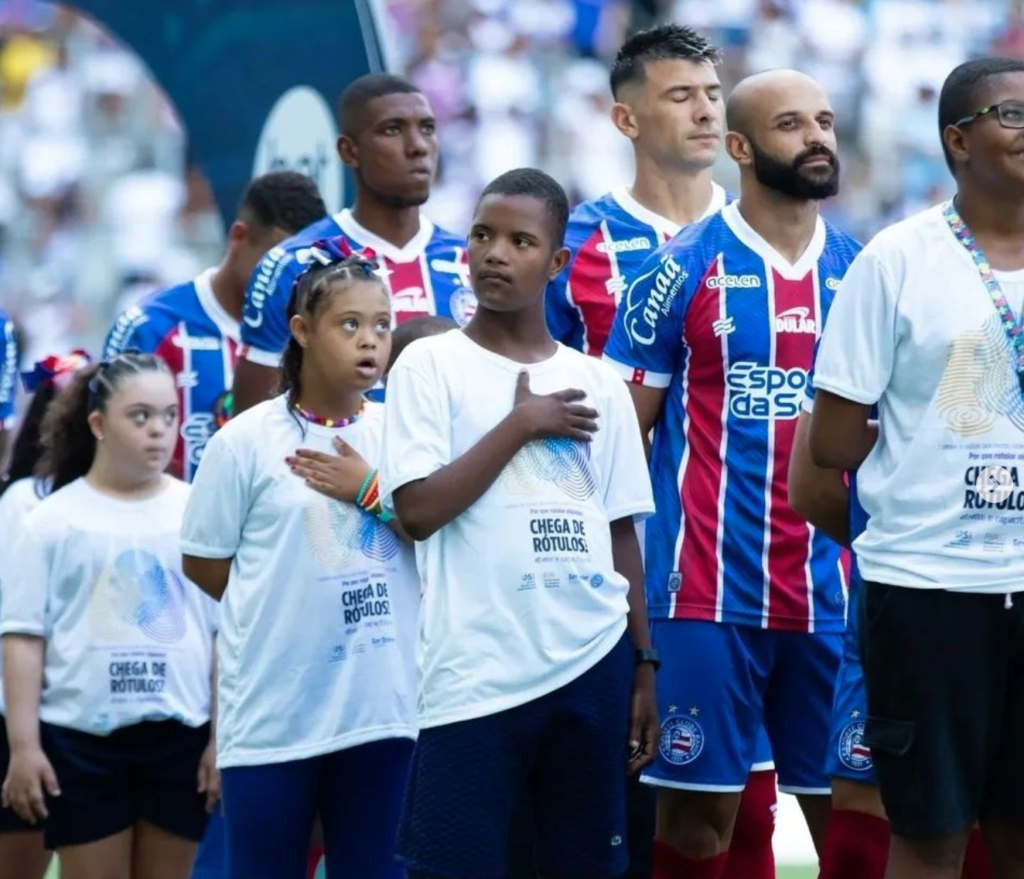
641;619;841;794
220;737;413;879
826;580;876;785
191;809;226;879
398;634;633;879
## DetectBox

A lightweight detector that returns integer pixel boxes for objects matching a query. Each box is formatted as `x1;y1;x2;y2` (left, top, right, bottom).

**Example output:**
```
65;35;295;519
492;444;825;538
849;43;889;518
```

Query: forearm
797;477;850;547
182;556;231;602
789;412;851;546
395;411;531;540
2;635;44;750
810;395;879;470
209;640;218;737
611;518;652;652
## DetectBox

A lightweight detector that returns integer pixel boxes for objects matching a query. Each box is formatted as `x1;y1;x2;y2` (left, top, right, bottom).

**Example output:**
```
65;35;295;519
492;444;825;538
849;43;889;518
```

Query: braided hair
280;238;385;411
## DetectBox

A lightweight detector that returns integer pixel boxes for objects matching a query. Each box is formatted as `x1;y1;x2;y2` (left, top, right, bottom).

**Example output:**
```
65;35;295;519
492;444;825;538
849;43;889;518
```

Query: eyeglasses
954;100;1024;129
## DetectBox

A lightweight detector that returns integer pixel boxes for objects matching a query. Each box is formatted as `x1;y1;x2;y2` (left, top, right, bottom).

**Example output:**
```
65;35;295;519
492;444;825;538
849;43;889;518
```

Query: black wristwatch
635;648;661;671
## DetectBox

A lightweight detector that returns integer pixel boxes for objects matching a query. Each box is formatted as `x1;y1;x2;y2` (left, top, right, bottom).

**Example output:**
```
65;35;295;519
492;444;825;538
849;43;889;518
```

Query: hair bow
305;237;379;276
21;349;91;393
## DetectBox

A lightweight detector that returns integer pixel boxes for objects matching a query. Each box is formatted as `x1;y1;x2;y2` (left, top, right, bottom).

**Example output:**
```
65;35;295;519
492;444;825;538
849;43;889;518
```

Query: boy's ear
548;246;571;280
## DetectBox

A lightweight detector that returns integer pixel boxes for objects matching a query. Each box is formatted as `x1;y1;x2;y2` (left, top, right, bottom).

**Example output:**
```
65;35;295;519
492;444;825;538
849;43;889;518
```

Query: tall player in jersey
605;70;861;879
546;25;726;357
232;74;475;413
547;26;776;879
104;172;326;481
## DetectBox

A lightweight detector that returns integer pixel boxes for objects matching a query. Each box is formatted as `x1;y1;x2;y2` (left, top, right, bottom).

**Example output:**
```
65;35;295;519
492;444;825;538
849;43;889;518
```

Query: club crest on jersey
660;715;704;765
449;287;477;327
838;721;873;772
623;254;687;347
775;307;817;334
726;362;807;420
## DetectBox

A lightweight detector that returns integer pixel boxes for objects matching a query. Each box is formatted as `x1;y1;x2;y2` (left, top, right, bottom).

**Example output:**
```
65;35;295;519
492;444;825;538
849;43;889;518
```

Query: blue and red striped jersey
104;269;239;482
547;184;727;356
240;209;475;367
0;309;17;430
604;202;862;633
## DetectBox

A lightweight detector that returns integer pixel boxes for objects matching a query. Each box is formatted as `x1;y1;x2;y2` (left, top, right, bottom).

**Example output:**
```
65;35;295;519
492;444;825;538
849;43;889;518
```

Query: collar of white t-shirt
612;181;727;239
334;208;435;263
194;267;241;342
721;200;826;280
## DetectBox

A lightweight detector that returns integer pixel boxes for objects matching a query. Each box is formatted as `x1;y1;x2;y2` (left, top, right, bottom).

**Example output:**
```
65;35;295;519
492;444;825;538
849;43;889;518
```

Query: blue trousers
220;738;414;879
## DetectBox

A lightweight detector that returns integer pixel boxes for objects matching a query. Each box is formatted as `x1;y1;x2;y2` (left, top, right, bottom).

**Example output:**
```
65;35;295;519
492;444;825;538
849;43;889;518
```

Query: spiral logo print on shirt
303;499;399;570
90;550;187;644
936;317;1024;437
501;437;598;500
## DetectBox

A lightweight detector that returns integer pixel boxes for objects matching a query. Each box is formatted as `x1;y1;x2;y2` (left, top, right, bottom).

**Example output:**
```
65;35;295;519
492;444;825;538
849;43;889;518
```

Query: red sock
653;839;728;879
818;809;889;879
724;770;777;879
961;827;992;879
306;846;324;879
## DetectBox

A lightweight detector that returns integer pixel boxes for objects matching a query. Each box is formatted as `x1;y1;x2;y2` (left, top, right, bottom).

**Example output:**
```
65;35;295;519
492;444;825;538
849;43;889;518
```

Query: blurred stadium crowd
0;0;1018;360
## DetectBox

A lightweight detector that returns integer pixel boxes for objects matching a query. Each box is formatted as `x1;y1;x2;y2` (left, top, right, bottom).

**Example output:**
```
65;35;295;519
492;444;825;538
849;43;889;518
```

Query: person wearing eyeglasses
809;57;1024;879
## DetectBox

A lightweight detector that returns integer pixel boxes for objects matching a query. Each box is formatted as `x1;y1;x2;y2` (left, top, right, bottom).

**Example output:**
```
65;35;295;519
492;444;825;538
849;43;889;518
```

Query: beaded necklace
292;398;366;428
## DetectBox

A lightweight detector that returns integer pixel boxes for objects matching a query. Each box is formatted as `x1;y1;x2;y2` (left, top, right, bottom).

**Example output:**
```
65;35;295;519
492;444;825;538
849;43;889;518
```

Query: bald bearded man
603;70;862;879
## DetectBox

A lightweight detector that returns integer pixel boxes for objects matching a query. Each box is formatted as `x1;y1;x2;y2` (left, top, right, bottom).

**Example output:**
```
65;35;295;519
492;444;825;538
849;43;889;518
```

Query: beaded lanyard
943;199;1024;393
292;398;366;428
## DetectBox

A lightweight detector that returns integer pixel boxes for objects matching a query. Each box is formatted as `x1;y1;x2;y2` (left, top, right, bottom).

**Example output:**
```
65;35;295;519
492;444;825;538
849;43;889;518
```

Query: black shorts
860;582;1024;839
0;718;42;834
41;719;211;850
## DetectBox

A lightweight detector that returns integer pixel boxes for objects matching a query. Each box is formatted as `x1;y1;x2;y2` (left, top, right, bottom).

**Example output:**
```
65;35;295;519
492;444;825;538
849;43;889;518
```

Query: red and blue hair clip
291;237;380;293
21;349;92;393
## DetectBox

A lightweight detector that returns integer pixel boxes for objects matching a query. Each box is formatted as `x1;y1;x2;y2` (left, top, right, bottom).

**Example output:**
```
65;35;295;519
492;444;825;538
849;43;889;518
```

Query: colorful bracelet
356;468;376;505
355;469;394;524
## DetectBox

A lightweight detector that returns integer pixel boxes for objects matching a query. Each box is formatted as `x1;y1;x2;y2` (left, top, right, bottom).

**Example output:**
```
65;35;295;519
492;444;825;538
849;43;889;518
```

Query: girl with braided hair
182;241;418;879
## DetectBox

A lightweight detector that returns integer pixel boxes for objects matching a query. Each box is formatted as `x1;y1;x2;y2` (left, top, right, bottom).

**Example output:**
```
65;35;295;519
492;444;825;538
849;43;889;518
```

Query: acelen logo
253;86;342;214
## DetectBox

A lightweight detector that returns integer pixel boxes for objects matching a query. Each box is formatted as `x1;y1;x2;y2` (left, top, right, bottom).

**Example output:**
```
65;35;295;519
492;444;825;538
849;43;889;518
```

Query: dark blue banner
73;0;388;222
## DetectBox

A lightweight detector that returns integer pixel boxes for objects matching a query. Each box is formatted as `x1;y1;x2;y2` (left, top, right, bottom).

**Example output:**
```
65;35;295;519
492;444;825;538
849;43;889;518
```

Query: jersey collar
334;209;435;263
612;182;727;239
721;201;825;280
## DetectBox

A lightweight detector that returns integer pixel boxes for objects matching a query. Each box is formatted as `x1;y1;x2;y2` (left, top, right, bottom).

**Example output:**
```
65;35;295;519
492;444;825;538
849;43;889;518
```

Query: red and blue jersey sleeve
104;304;169;358
603;228;702;388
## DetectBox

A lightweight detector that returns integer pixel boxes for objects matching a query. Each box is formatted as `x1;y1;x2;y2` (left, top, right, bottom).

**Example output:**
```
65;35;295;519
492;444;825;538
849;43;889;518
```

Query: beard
749;140;840;200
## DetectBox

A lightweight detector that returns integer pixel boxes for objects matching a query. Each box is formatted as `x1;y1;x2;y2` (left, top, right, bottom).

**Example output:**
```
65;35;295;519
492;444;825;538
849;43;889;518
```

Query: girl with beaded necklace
182;244;418;879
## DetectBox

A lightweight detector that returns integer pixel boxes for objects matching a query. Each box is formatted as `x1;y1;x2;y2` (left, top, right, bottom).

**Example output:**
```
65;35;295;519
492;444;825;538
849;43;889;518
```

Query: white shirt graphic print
182;396;418;769
380;331;654;728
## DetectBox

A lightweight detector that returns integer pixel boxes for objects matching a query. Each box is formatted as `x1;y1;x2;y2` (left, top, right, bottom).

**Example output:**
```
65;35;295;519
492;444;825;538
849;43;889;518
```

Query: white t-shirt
181;396;419;769
813;203;1024;591
380;332;655;728
0;478;215;734
0;479;46;715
